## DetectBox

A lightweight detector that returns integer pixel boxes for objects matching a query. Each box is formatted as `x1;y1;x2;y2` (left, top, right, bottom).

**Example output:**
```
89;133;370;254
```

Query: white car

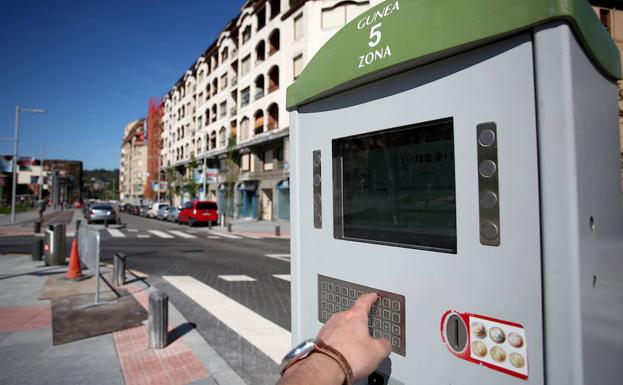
146;202;169;218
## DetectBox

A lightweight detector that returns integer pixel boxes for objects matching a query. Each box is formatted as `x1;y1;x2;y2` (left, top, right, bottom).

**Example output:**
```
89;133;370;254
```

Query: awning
237;181;257;191
277;179;289;190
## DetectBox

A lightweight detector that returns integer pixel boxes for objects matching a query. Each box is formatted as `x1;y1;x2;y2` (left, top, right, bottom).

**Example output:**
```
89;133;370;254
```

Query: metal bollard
32;239;44;261
113;253;126;286
275;225;281;237
34;221;42;234
104;219;109;228
148;292;168;349
208;221;212;230
227;223;232;233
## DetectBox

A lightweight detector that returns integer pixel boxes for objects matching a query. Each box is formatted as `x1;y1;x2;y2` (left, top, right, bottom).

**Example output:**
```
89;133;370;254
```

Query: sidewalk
211;218;290;239
0;253;247;385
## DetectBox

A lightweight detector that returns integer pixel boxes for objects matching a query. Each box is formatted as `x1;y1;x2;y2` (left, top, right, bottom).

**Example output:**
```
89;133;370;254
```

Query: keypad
317;275;406;356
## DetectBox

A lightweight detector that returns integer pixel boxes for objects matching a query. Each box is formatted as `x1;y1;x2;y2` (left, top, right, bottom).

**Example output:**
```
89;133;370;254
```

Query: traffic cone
64;239;84;280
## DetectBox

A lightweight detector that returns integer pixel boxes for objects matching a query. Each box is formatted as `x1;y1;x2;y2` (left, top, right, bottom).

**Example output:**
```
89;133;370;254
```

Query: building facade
161;0;382;221
590;0;623;186
145;98;164;201
119;119;147;204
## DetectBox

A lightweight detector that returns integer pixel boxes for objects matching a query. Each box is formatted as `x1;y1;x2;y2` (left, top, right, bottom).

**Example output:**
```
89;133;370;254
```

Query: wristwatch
280;338;354;385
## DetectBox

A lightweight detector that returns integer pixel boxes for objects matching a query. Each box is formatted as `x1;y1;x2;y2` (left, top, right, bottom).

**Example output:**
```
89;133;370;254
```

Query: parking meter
287;1;623;384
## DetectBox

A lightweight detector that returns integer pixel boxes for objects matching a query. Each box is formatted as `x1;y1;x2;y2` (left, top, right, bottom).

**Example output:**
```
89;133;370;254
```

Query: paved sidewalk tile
0;304;51;332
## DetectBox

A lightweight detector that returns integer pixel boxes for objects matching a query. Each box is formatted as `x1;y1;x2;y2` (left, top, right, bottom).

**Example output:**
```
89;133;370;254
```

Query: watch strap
315;338;354;385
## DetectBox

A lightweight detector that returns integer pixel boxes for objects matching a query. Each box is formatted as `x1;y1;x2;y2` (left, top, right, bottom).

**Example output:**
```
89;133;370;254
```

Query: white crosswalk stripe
240;233;262;239
164;276;290;364
273;274;291;282
206;230;241;239
107;228;126;238
207;236;221;239
137;234;151;238
218;275;257;282
265;254;291;262
167;230;197;239
148;230;174;239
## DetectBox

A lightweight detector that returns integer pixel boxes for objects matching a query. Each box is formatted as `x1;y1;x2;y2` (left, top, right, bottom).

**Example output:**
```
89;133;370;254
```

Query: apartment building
120;119;147;204
161;0;382;221
590;0;623;185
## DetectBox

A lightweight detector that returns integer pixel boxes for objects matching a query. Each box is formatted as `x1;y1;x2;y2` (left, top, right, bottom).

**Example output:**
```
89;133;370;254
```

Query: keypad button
392;313;400;323
335;305;342;312
328;303;335;312
392;300;400;311
375;307;382;317
341;297;348;306
321;282;327;290
382;298;391;308
368;316;373;326
383;321;390;332
335;284;341;293
321;301;327;310
321;291;327;300
374;318;382;328
328;283;334;292
357;290;363;298
382;309;391;320
341;287;348;296
328;293;334;302
373;330;381;338
335;295;341;304
490;347;506;363
392;325;400;335
321;310;328;320
348;299;355;307
489;327;506;344
392;336;401;348
509;353;525;368
508;333;524;348
349;289;356;299
382;333;391;342
368;327;373;336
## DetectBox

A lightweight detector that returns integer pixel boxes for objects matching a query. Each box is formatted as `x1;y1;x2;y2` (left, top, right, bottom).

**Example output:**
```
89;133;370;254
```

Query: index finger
351;292;378;316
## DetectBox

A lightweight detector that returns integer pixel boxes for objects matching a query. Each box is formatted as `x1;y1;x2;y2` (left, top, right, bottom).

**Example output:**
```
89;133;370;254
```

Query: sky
0;0;243;170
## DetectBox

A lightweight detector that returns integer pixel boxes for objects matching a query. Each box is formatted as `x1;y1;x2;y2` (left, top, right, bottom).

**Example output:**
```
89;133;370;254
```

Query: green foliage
184;155;199;199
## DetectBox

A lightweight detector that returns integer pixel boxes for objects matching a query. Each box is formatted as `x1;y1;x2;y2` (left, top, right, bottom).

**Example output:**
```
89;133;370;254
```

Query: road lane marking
107;229;126;238
218;275;257;282
127;229;139;232
206;230;241;239
207;236;221;239
148;230;174;239
273;274;291;282
163;276;290;363
265;254;291;263
137;235;151;238
168;230;197;239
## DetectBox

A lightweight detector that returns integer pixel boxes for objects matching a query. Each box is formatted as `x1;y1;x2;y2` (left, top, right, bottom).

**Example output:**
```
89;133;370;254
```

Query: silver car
87;204;117;224
156;205;170;220
165;207;180;222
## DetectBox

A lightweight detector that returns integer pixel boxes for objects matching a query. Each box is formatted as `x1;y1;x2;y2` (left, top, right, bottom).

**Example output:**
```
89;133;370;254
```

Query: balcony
230;107;237;116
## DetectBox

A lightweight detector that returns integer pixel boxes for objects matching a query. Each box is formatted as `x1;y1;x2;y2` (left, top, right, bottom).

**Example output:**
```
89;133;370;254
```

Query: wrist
283;352;346;385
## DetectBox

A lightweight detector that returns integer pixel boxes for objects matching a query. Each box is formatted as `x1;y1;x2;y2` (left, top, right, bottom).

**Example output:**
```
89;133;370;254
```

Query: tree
184;155;199;199
165;167;176;204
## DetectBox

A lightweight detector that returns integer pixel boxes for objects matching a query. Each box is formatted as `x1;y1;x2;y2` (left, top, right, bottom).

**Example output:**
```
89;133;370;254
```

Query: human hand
317;293;392;380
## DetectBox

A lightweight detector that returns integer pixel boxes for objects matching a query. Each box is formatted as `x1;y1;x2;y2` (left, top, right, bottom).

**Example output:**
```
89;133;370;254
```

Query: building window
255;75;265;100
221;47;229;61
219;127;227;147
240;117;250;141
268;66;280;93
270;0;281;19
240;153;251;171
254;110;265;135
293;55;304;80
220;101;227;118
256;40;266;64
263;149;274;171
220;74;228;90
267;103;279;130
257;6;266;31
242;25;252;44
241;87;251;107
269;29;280;56
241;55;251;77
294;13;303;40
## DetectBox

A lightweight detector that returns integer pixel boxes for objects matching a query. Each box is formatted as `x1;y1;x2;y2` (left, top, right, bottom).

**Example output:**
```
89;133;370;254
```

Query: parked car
140;205;150;217
130;205;141;215
178;200;218;227
156;205;170;220
147;202;170;218
87;204;117;224
165;207;180;222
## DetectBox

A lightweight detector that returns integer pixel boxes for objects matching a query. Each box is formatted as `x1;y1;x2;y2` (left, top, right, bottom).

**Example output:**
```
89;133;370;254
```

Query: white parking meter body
287;1;623;384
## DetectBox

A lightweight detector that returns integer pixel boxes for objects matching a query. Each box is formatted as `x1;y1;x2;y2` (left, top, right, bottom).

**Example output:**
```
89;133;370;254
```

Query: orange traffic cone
64;239;84;280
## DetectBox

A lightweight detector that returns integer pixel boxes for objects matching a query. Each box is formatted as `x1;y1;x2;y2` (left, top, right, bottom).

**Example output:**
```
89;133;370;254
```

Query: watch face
281;338;317;370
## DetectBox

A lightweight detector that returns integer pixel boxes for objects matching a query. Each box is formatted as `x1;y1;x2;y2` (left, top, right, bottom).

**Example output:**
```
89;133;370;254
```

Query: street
0;212;291;385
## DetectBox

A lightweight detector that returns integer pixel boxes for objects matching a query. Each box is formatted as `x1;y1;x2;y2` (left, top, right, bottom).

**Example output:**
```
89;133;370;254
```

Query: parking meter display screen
333;118;456;253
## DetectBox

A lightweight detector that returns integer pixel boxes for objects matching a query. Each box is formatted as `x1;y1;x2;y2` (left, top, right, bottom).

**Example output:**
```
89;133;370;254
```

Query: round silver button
313;154;321;167
480;191;498;209
313;175;321;186
314;193;322;204
479;160;497;178
478;129;496;147
481;221;499;240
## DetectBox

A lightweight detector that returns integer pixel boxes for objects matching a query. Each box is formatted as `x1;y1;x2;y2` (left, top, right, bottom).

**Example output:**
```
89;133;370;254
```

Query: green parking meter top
286;0;622;110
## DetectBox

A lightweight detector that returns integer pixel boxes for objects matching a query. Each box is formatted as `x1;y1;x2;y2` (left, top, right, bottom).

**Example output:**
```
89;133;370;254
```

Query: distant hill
84;169;119;182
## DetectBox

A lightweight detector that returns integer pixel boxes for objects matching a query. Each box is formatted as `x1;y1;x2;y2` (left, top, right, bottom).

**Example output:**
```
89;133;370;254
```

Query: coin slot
446;314;467;353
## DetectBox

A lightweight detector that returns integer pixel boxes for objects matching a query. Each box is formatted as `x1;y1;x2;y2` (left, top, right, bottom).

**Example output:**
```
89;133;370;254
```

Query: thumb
371;336;392;358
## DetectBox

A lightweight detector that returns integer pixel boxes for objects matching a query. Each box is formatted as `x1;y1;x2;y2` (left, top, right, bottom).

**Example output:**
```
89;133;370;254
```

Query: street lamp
11;106;46;223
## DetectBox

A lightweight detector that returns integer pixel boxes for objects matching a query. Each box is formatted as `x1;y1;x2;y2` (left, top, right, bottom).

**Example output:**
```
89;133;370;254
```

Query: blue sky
0;0;242;170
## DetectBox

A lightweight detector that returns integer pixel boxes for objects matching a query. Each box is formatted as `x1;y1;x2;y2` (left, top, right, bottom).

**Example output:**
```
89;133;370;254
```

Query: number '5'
368;23;382;48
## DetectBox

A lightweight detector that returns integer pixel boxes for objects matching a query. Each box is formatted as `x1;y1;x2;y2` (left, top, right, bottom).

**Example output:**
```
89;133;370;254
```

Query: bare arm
278;293;392;385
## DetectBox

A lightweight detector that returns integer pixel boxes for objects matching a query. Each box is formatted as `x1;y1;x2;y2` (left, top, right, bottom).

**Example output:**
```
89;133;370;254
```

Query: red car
178;200;218;227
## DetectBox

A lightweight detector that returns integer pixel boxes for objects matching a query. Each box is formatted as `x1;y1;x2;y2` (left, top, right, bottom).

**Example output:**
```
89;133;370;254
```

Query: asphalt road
102;214;291;385
0;213;292;385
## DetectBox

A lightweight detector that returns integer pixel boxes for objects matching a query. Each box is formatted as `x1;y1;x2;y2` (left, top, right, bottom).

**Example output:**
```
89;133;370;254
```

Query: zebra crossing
104;227;272;241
